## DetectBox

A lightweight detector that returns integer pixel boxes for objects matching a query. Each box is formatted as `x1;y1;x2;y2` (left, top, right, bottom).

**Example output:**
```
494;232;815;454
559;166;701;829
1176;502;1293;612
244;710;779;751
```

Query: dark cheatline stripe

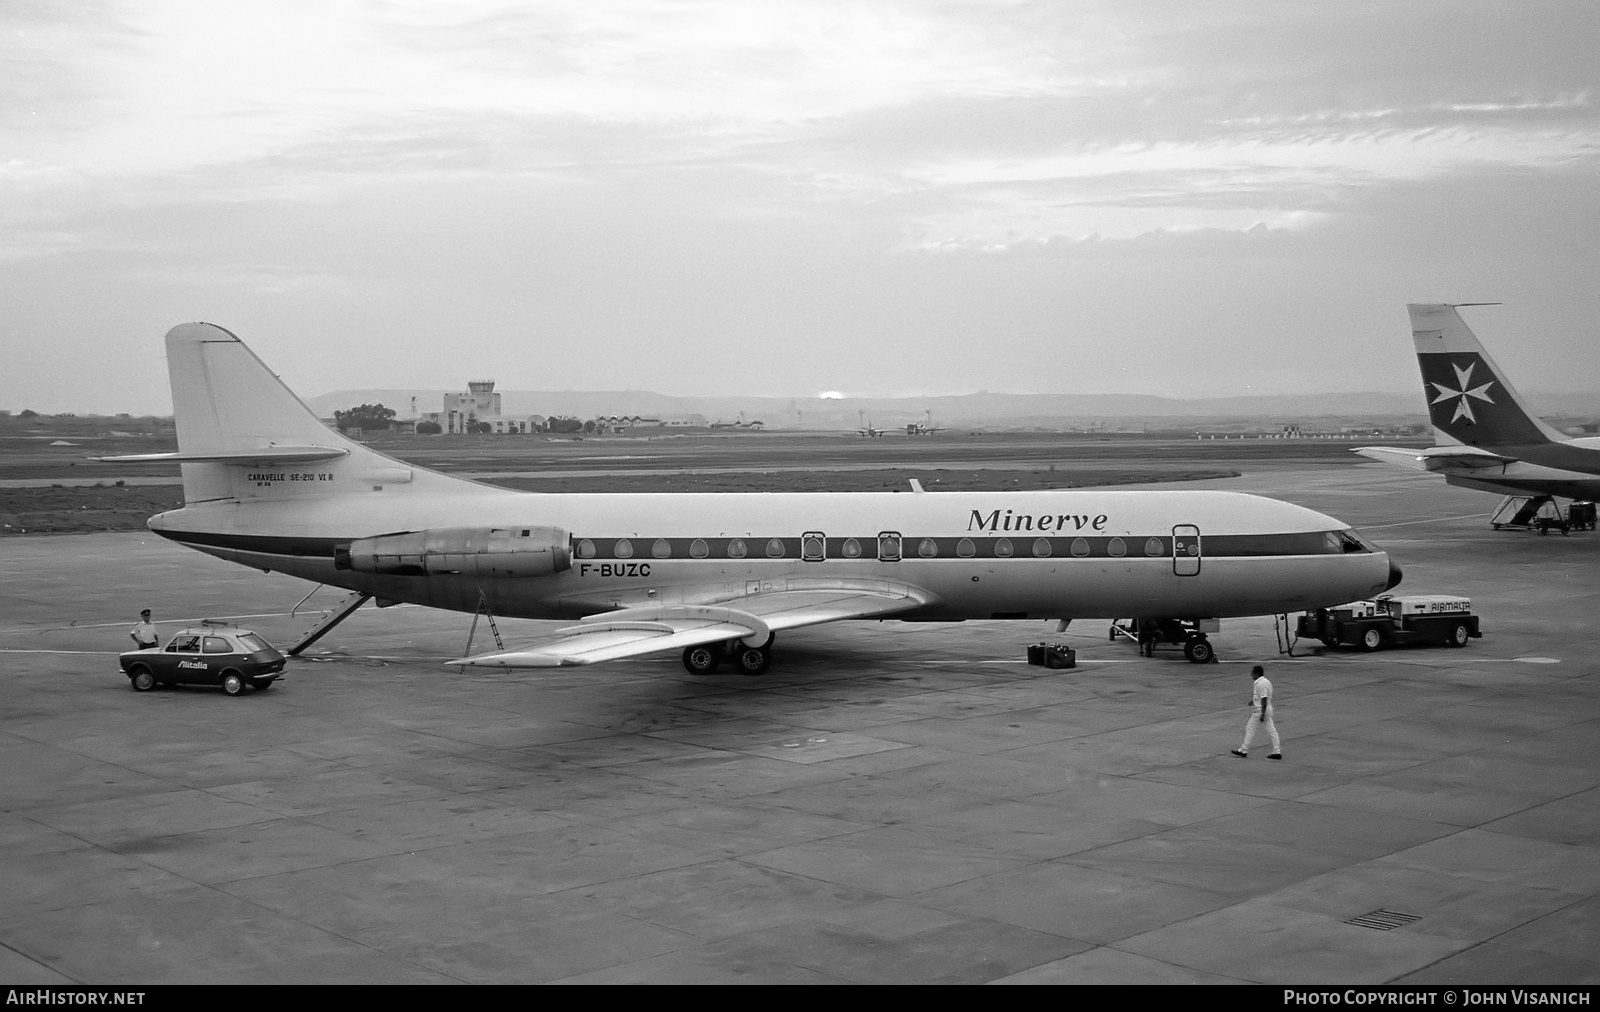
571;530;1369;561
155;529;344;557
160;527;1371;563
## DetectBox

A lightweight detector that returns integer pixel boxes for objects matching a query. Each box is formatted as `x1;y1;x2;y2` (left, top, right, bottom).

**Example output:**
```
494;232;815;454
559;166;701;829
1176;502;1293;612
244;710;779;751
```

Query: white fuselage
150;486;1396;623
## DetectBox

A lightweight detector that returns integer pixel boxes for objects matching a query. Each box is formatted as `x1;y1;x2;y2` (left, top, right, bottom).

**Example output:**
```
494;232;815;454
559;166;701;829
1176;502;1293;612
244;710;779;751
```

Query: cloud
4;1;1600;411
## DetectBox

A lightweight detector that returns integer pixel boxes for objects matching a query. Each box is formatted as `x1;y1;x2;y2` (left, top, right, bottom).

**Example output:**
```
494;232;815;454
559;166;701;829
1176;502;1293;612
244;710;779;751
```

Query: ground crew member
129;609;160;650
1232;664;1281;759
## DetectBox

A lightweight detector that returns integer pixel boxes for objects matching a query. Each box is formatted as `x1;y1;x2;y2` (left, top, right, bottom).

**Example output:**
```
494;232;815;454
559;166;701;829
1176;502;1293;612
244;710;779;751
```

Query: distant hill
303;387;1597;431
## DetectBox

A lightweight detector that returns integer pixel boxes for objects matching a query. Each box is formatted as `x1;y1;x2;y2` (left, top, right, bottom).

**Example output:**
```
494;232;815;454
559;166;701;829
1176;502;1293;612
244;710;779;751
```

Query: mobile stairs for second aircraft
1489;495;1597;535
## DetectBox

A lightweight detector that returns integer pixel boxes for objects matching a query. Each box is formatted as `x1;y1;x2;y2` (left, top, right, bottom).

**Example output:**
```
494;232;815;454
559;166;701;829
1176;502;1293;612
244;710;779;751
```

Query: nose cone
1386;556;1404;590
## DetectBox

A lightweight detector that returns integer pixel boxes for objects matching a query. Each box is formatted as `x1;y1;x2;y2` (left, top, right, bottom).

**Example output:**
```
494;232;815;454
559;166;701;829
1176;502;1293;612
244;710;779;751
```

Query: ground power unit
1297;595;1481;652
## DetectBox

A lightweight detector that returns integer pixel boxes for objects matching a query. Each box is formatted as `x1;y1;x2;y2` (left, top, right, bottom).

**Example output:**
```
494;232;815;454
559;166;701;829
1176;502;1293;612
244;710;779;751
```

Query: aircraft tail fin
1407;304;1567;449
124;323;482;505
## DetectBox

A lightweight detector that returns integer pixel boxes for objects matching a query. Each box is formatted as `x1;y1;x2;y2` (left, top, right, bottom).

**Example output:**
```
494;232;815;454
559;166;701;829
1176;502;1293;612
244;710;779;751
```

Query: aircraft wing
1355;445;1514;472
451;580;933;669
451;610;764;668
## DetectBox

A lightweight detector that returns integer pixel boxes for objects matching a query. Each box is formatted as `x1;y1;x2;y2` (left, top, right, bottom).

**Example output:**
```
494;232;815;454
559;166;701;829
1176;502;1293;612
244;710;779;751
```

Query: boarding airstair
285;590;373;656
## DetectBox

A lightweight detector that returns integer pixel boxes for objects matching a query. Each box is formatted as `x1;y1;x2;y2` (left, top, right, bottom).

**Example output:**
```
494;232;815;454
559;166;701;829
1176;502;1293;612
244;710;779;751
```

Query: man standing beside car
129;609;159;649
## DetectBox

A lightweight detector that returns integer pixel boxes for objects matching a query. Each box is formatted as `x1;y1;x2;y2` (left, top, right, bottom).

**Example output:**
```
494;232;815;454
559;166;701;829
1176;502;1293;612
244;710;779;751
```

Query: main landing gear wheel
130;666;155;692
221;672;245;696
1359;627;1384;652
682;645;721;675
1183;637;1214;664
732;645;772;676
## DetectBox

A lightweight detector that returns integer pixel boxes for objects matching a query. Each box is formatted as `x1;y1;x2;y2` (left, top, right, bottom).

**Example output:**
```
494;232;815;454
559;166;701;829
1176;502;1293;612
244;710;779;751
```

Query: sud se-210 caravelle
100;323;1402;674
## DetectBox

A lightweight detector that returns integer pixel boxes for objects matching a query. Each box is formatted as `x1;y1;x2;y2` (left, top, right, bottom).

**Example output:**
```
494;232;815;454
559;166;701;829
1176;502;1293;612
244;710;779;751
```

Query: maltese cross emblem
1430;361;1495;424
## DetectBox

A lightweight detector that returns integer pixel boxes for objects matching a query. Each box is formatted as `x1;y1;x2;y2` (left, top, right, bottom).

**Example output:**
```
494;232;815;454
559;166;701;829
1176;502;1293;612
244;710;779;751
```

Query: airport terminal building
417;380;541;434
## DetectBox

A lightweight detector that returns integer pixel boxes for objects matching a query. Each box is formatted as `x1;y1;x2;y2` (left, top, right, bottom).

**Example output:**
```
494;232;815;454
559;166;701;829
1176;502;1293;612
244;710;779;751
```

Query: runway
1;463;1596;983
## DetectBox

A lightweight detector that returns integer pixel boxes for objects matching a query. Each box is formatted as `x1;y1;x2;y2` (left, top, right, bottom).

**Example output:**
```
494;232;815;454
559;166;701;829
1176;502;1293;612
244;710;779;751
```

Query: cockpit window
1327;529;1376;554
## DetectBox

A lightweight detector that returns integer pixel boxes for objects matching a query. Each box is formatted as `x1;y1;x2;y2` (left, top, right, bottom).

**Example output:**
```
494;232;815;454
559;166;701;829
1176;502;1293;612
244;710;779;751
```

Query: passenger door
1172;525;1202;576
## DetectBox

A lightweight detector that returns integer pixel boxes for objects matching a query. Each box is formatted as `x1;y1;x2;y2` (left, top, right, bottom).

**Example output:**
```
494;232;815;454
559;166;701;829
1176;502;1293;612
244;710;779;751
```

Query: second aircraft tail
1408;304;1567;450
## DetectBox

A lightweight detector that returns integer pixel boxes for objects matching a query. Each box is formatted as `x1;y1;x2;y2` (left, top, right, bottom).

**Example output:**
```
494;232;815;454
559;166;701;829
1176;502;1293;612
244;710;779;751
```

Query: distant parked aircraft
1356;305;1600;514
906;409;945;436
99;323;1399;674
857;411;885;438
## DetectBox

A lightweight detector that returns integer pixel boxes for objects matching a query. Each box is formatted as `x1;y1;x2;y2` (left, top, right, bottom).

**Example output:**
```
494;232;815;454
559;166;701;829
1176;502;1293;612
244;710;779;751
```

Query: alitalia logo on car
178;660;208;670
967;509;1109;533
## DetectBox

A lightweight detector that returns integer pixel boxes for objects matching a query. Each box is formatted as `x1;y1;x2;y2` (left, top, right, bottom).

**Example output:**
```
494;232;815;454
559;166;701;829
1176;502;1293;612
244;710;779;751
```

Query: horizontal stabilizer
93;445;350;465
1353;446;1431;471
1354;445;1513;473
1415;446;1515;471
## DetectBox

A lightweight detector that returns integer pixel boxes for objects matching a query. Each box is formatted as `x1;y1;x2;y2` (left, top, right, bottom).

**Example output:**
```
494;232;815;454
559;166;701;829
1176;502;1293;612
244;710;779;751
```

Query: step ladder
462;590;505;658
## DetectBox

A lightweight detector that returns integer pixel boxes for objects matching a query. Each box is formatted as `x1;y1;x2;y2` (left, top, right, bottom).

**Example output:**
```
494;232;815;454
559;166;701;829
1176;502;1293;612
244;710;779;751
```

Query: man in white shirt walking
1232;664;1282;760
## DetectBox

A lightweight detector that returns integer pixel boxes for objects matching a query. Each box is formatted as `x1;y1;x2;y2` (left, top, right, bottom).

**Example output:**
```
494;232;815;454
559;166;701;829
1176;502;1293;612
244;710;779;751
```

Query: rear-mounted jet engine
336;527;572;578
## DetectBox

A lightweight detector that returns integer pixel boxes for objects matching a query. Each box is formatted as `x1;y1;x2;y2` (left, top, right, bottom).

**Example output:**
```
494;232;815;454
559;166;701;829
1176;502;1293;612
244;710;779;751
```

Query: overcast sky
5;1;1598;415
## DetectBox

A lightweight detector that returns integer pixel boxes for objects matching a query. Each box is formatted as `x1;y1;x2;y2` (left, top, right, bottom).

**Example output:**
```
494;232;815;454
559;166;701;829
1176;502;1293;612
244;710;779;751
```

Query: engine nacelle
336;526;571;578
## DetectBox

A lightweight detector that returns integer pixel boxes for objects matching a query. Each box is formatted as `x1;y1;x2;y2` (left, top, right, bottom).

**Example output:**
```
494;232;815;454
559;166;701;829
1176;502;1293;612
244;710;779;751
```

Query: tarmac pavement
0;463;1596;984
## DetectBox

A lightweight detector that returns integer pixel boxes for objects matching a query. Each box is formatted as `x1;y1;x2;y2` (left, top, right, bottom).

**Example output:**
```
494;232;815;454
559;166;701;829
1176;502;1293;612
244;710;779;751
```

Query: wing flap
736;586;927;628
